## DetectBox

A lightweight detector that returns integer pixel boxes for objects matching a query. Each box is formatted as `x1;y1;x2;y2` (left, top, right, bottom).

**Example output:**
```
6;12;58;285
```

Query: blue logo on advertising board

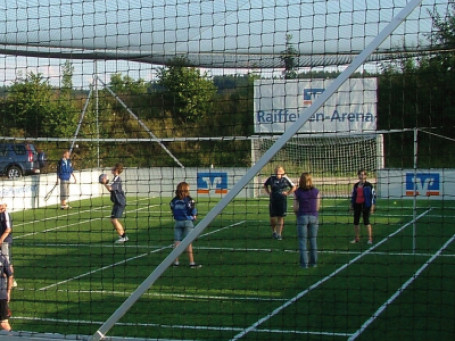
303;88;324;105
197;172;228;194
405;173;440;196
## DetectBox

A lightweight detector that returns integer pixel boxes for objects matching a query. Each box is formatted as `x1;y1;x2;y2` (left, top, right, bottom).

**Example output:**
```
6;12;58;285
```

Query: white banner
377;168;455;200
0;168;255;212
254;78;377;133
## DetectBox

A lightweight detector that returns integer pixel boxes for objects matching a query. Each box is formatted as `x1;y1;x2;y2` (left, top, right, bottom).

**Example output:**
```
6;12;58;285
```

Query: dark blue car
0;143;41;178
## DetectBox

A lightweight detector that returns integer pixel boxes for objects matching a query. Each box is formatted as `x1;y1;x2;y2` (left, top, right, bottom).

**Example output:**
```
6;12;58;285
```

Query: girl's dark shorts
0;300;10;320
111;204;125;219
353;203;371;225
269;195;287;217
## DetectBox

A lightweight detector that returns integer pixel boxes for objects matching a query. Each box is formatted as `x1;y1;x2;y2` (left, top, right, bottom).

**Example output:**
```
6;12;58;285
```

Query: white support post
413;127;419;253
376;133;385;170
70;87;93;154
99;78;185;168
94;61;100;168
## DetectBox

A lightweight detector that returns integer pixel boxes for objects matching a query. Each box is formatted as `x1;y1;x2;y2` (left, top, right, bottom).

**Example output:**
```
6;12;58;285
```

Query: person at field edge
293;172;321;268
264;166;297;240
56;150;76;210
0;203;16;289
0;253;13;331
170;182;201;268
101;163;128;244
350;169;376;244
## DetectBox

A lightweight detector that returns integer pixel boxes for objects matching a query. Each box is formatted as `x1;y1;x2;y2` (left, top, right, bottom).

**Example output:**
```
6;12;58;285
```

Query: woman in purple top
293;172;321;268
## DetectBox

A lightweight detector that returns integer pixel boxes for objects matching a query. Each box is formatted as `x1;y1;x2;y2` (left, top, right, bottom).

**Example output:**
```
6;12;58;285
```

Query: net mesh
253;134;382;175
0;1;454;340
252;134;383;198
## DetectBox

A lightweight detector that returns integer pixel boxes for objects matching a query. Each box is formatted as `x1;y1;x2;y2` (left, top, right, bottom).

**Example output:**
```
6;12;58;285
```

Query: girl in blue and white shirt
170;182;201;268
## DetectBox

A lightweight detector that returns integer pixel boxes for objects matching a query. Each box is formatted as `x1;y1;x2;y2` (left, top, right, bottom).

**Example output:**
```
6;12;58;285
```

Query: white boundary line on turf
12;316;351;338
38;246;171;291
14;197;154;240
38;220;246;291
13;197;152;229
196;246;455;258
22;243;455;258
15;204;157;240
13;205;105;230
348;231;455;340
230;208;432;341
56;289;288;302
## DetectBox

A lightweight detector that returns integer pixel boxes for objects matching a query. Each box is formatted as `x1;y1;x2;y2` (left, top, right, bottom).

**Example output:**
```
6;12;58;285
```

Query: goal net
253;133;384;196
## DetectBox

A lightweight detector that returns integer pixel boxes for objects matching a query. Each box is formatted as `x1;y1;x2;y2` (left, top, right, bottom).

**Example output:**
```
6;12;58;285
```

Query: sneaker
276;235;282;240
12;280;17;288
172;262;180;267
115;236;129;244
367;240;373;245
189;263;202;268
272;232;277;239
350;239;360;244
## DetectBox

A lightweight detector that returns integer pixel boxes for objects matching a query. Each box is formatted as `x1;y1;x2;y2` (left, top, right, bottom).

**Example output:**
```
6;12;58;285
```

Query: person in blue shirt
264;166;296;240
56;150;77;210
170;182;201;268
350;169;376;244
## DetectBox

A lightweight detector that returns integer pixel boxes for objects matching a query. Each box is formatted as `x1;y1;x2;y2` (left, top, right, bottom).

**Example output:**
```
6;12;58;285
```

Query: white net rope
0;1;451;68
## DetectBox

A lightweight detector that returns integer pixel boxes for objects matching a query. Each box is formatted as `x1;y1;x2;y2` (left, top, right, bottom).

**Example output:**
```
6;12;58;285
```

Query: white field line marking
38;247;168;291
22;243;455;258
38;221;246;291
16;217;102;240
348;232;455;341
197;247;455;258
230;208;432;341
14;205;160;239
14;205;106;230
13;197;152;229
29;242;168;250
56;289;288;302
12;316;350;338
15;204;157;240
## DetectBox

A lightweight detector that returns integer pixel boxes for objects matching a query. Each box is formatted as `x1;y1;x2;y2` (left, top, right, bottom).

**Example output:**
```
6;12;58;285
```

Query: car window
0;145;7;157
12;144;26;155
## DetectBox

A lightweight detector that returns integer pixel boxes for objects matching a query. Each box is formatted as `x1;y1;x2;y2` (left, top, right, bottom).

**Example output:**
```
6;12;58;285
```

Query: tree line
1;5;454;169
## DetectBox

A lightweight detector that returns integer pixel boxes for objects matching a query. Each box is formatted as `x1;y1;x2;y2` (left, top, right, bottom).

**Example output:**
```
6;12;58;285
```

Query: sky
0;0;450;87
